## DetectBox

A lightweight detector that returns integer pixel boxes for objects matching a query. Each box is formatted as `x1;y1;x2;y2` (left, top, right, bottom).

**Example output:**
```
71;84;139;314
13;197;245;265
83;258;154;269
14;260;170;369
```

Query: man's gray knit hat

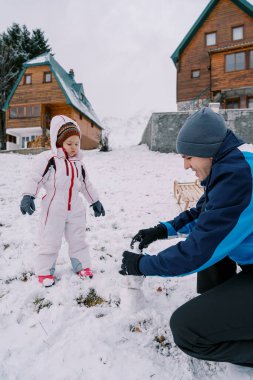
176;107;227;157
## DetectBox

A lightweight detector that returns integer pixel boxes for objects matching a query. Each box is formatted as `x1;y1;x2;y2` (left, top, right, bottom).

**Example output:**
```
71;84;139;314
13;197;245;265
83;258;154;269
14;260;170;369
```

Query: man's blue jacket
139;130;253;277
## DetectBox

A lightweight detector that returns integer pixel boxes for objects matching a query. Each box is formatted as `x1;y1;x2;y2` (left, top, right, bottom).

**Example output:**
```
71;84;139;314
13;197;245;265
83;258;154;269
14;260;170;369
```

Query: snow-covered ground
102;110;152;149
0;125;252;379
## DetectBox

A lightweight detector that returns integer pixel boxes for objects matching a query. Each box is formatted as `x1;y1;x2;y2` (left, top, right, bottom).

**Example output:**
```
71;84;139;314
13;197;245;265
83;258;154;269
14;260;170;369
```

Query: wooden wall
9;65;65;105
6;65;102;149
41;104;101;149
211;47;253;91
6;116;41;129
71;109;102;150
177;0;253;102
6;65;65;129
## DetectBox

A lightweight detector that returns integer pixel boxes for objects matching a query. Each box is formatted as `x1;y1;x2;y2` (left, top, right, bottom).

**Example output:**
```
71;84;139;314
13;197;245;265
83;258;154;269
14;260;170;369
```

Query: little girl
20;115;105;287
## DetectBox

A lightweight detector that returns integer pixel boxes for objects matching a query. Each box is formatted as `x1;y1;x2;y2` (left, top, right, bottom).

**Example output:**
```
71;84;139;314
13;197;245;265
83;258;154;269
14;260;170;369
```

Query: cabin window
26;106;33;117
225;52;245;72
7;135;17;144
225;98;240;109
22;137;25;148
23;136;34;148
33;105;40;117
43;72;52;83
9;108;17;118
18;106;25;117
250;51;253;68
248;97;253;108
24;74;32;85
10;106;25;118
232;26;244;41
9;105;40;119
191;70;200;78
79;113;83;120
206;32;216;46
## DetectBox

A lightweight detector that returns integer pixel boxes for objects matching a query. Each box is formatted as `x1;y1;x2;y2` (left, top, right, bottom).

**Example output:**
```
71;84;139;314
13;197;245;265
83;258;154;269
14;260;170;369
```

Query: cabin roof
3;52;103;129
170;0;253;66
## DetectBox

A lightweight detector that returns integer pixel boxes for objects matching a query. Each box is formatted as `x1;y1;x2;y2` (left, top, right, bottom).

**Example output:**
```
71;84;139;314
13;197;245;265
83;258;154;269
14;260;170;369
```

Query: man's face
182;155;213;181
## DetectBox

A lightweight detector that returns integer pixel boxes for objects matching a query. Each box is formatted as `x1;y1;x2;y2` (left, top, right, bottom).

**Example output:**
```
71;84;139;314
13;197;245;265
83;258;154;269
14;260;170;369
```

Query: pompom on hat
176;107;228;158
56;122;80;148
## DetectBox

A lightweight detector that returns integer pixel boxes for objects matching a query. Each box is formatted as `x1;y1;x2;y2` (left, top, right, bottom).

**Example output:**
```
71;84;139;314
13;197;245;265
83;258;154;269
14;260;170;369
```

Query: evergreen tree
30;29;50;57
0;23;52;149
20;25;32;57
0;40;19;149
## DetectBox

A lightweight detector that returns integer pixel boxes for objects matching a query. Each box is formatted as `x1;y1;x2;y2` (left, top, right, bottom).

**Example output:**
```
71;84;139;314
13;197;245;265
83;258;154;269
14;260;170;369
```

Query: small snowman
120;245;146;312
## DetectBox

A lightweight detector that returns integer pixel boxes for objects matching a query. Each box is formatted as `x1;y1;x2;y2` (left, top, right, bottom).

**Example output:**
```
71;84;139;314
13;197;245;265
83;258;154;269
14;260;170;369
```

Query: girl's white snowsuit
23;115;99;275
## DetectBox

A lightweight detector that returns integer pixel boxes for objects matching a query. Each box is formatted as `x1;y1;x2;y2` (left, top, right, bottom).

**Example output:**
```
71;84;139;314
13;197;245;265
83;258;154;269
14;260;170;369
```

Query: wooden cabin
171;0;253;111
3;53;103;150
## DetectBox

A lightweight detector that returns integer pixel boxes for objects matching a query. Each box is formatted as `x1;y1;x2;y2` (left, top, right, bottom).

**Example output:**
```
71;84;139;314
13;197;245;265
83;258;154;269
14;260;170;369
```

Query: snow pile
0;146;251;380
102;111;151;149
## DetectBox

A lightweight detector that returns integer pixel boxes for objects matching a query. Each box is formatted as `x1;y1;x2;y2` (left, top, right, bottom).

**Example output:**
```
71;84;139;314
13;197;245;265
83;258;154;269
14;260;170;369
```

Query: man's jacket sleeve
139;164;253;277
161;194;205;236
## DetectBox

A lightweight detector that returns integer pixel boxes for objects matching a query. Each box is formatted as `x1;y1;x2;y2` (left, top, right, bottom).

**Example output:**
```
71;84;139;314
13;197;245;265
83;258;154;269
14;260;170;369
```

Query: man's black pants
170;259;253;367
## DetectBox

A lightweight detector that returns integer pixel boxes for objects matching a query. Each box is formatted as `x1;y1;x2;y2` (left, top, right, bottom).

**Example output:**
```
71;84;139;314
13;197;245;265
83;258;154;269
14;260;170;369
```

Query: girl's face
63;135;80;157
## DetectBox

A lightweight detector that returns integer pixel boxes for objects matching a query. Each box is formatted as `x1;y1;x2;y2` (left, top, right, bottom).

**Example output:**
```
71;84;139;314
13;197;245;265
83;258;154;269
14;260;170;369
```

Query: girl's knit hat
56;122;80;147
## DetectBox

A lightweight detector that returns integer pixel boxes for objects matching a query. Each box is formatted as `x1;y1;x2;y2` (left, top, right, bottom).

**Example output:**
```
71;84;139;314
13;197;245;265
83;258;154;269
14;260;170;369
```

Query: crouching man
120;107;253;368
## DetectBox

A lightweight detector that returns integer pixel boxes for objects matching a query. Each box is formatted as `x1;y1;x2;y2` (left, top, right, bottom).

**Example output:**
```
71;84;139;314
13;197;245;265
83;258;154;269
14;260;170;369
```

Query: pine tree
21;25;32;58
30;29;50;57
0;39;19;149
0;23;52;149
2;24;29;69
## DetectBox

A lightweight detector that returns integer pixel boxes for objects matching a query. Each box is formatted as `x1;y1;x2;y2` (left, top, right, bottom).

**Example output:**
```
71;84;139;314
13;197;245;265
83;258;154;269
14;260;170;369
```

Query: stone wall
222;109;253;143
141;109;253;153
177;98;210;112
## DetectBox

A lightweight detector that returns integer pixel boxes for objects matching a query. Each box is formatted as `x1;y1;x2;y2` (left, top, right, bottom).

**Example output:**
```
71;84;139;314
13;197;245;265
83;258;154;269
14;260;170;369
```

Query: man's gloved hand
119;251;144;276
20;195;35;215
91;200;105;217
130;224;167;251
